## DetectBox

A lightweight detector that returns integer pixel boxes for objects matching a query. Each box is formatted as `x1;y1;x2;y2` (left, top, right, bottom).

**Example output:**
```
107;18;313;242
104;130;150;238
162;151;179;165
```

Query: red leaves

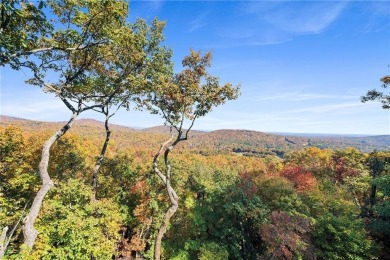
332;156;360;183
280;166;318;193
260;211;314;260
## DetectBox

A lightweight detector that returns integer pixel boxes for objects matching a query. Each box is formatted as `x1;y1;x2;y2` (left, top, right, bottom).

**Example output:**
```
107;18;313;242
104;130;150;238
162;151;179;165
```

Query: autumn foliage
280;166;318;193
260;211;314;260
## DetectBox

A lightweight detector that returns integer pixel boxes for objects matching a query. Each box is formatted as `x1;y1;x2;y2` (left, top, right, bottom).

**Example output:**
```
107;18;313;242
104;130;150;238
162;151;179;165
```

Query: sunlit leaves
281;166;318;193
0;0;51;67
148;50;239;129
0;127;40;250
32;179;123;259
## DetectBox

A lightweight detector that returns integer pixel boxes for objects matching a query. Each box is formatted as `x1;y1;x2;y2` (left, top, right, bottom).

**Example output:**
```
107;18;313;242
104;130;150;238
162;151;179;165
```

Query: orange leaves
129;236;146;252
130;179;148;195
280;166;318;193
117;226;146;258
130;179;151;223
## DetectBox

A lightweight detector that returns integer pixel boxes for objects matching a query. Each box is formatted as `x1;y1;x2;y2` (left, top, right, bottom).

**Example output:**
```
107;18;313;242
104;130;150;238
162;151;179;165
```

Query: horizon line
1;114;388;138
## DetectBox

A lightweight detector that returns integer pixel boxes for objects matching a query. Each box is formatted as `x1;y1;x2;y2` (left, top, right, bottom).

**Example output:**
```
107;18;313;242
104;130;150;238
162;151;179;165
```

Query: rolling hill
1;115;388;155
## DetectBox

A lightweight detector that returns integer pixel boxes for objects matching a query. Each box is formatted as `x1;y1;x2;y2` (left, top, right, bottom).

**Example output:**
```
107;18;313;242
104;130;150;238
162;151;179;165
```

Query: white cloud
188;13;208;32
263;2;348;34
129;0;164;20
144;0;164;12
215;1;348;48
287;101;376;114
1;96;70;121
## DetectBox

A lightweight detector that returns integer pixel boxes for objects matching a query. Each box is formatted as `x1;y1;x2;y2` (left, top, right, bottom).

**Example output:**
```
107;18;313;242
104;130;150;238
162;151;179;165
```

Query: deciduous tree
0;0;50;67
148;50;239;259
260;211;314;260
6;0;172;251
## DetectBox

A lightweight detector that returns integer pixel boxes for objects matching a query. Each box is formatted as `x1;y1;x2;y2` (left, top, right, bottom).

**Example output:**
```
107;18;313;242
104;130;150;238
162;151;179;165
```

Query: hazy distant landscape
2;115;388;154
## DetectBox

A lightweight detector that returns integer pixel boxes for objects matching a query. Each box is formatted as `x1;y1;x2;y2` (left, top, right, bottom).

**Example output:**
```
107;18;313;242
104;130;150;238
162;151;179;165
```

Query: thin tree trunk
154;186;178;260
352;191;362;211
0;203;27;258
91;116;111;202
152;134;180;260
368;157;380;217
22;112;79;250
0;227;8;259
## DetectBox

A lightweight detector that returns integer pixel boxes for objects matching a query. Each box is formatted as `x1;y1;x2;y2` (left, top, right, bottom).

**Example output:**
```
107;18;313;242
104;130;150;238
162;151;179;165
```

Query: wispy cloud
356;2;390;33
217;1;348;47
366;1;390;16
287;101;375;114
129;0;164;20
218;28;256;40
195;101;384;134
262;1;348;34
1;97;69;120
145;0;164;13
188;13;208;32
217;26;292;47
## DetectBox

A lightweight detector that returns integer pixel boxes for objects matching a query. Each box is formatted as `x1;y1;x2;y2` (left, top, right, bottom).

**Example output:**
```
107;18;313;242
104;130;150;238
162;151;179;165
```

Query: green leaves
0;0;52;67
32;179;123;259
361;73;390;109
38;1;44;10
149;50;239;130
312;209;376;260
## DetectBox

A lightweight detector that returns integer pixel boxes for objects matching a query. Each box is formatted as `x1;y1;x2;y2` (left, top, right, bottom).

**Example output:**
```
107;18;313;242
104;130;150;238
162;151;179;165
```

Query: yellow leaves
73;9;88;25
184;195;196;210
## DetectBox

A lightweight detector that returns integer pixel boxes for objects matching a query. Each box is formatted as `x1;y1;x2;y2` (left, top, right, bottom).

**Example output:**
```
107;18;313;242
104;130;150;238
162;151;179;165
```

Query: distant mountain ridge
1;115;388;153
0;116;138;132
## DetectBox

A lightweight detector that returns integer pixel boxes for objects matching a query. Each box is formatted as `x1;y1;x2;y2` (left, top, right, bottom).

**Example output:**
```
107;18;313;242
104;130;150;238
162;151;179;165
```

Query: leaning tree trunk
152;135;180;260
0;227;8;259
22;112;79;250
91;116;111;202
154;184;178;260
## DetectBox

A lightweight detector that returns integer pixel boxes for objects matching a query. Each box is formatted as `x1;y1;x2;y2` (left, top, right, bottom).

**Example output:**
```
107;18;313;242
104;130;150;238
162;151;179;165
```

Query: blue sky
1;0;389;135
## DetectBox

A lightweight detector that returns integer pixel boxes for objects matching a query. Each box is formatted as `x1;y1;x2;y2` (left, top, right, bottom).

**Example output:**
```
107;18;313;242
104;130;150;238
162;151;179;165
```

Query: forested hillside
1;118;390;259
1;116;388;155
